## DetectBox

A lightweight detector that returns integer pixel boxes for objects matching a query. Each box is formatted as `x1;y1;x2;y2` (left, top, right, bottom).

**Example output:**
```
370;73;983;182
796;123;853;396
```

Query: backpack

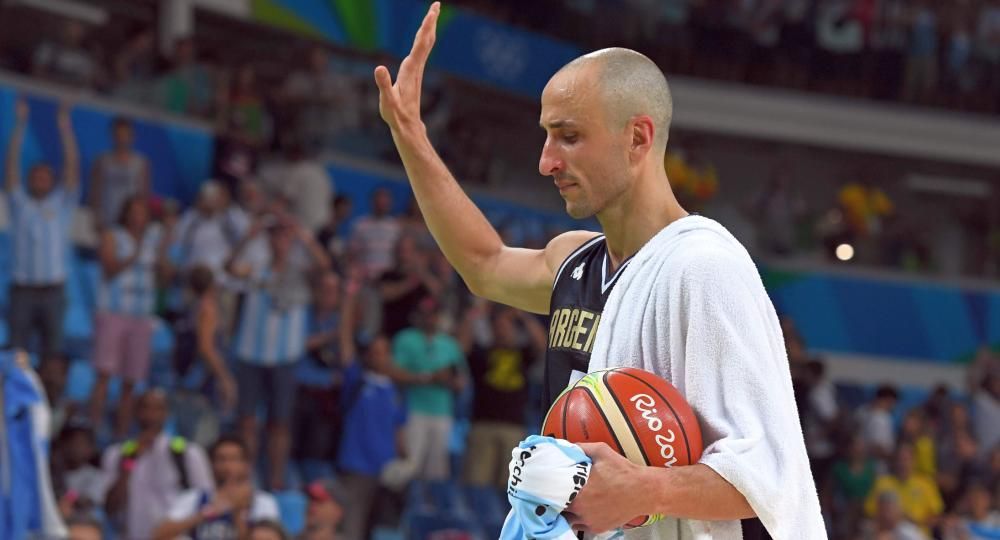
120;436;192;489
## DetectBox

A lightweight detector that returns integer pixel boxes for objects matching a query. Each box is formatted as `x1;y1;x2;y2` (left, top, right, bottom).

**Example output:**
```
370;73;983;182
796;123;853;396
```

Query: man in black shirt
457;303;547;490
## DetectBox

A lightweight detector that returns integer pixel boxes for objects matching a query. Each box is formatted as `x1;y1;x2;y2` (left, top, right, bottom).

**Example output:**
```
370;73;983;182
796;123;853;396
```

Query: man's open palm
374;1;440;132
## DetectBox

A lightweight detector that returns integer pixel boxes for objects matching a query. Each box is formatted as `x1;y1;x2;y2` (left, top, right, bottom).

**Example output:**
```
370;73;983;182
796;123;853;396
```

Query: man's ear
629;115;655;162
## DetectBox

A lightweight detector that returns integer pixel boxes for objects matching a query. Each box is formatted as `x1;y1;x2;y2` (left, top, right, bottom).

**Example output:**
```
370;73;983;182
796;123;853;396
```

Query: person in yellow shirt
899;409;936;478
865;443;944;534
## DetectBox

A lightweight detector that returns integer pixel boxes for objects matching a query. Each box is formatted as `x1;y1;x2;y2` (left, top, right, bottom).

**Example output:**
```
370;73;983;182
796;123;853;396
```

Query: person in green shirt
391;297;465;481
833;435;879;539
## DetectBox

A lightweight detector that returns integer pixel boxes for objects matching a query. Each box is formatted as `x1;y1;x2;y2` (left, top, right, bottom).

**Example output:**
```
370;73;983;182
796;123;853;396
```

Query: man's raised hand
373;1;440;133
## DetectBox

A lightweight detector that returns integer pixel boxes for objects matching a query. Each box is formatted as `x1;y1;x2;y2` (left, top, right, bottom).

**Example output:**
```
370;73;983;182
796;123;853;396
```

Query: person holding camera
225;212;331;490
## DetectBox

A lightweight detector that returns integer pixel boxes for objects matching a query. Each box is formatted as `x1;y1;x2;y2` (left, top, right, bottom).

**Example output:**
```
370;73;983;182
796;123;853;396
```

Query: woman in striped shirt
89;195;171;438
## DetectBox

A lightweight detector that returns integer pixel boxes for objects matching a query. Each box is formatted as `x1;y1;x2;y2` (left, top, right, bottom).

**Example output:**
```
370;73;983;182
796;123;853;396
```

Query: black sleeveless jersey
544;233;773;540
543;234;632;408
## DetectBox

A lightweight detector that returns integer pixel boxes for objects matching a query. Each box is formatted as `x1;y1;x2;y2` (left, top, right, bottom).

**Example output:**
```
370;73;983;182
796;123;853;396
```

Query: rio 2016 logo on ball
542;367;704;529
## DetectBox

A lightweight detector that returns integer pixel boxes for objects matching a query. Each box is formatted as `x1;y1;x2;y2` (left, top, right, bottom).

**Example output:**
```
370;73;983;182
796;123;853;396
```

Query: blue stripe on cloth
500;435;594;540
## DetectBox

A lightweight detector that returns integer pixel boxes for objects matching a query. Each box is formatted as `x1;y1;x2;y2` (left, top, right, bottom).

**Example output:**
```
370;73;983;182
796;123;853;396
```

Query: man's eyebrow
539;119;577;129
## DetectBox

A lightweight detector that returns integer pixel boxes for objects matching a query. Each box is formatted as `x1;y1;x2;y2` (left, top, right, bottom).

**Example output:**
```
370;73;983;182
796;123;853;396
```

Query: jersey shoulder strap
552;234;605;287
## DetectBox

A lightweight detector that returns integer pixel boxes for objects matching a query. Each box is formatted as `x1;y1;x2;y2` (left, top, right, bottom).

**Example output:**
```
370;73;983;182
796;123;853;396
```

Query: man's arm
88;159;104;213
139;158;152;199
57;103;80;191
225;221;264;278
565;443;755;533
294;221;331;272
151;514;204;540
374;2;595;314
99;229;139;278
152;490;222;540
5;99;28;193
101;449;130;517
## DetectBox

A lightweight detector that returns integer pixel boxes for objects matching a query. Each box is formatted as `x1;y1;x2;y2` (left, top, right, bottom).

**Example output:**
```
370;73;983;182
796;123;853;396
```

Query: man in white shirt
969;346;1000;459
348;187;400;279
859;385;900;462
153;435;279;540
102;390;213;539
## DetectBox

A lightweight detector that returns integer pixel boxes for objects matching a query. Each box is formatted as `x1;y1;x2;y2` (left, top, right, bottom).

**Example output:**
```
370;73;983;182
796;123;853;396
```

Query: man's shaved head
554;47;673;151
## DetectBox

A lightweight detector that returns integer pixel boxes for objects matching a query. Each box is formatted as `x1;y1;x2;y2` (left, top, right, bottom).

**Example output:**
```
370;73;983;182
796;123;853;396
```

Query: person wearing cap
173;181;249;303
153;435;278;540
226;211;331;490
102;390;212;540
299;480;344;540
391;297;466;482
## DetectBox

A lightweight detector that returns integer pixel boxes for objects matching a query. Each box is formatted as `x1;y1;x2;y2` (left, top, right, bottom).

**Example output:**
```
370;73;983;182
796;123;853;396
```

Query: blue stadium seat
65;359;96;401
274;490;307;536
465;485;507;539
151;318;174;354
371;526;405;540
405;514;480;540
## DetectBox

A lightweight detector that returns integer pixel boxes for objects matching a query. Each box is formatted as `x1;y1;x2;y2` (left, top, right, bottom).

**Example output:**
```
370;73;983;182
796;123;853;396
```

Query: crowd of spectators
1;4;999;540
4;6;998;278
458;0;1000;114
785;320;1000;540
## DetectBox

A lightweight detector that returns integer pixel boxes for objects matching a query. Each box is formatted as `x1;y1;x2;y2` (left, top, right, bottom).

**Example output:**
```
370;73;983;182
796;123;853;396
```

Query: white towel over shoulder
588;216;825;540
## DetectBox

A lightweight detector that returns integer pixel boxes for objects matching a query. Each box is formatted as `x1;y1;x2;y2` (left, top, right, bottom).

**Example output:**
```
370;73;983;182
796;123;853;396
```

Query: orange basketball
541;367;703;528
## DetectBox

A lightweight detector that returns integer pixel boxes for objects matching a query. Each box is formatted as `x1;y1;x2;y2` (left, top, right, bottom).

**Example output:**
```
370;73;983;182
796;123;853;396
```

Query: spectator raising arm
57;103;80;192
293;220;332;272
5;99;28;193
517;309;548;355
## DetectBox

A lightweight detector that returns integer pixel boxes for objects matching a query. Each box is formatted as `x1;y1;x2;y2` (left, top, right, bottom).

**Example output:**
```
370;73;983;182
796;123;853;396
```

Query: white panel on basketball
576;371;646;466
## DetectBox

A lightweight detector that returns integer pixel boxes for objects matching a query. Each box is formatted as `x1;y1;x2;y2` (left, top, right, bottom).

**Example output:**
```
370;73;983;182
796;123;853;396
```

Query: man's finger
374;65;395;96
409;1;440;60
576;442;613;458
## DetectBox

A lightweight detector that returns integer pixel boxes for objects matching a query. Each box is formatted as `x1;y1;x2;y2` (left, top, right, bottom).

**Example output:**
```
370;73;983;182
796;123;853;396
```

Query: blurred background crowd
0;0;997;539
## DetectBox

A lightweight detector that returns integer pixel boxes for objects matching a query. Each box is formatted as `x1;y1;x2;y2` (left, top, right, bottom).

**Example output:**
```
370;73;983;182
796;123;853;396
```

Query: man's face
493;309;518;347
310;47;329;73
366;337;391;374
68;524;102;540
893;446;914;479
876;496;902;529
539;66;632;219
249;529;282;540
315;273;341;310
66;430;95;467
28;164;56;197
969;487;991;518
212;442;249;484
268;225;294;258
113;123;134;149
372;189;392;216
136;392;168;432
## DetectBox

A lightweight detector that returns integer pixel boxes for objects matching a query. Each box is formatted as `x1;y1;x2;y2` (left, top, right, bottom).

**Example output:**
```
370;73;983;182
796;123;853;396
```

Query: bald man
374;4;823;539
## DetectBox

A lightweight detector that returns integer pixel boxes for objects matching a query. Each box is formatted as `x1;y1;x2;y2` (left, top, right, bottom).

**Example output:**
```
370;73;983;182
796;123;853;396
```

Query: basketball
541;367;703;528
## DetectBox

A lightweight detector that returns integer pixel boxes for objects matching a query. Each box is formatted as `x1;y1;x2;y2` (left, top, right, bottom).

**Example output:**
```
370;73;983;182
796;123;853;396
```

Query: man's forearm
639;464;756;521
389;122;503;294
5;125;24;191
152;515;204;540
104;476;130;515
